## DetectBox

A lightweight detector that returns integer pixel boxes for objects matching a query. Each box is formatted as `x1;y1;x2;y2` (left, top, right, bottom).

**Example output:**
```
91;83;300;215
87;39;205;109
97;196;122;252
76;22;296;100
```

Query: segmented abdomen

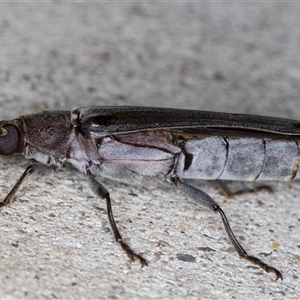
180;137;300;181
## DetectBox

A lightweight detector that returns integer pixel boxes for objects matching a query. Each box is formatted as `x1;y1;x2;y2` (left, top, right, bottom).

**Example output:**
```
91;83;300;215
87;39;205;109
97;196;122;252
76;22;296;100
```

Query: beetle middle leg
87;175;148;267
215;180;273;199
171;176;282;281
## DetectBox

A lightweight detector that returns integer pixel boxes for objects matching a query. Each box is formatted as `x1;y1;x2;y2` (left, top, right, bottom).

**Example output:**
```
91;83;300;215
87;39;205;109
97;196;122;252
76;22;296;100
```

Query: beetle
1;106;298;281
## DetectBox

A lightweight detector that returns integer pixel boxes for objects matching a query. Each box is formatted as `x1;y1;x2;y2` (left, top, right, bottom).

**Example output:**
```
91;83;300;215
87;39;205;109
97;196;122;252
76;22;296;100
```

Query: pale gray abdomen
179;137;300;181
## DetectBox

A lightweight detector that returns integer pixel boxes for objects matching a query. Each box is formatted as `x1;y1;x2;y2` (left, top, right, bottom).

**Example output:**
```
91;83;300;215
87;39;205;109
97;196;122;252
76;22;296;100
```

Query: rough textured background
0;3;299;300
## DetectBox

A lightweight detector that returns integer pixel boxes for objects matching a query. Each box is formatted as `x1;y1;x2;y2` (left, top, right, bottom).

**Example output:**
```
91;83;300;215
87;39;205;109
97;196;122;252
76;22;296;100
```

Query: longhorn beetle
1;106;297;280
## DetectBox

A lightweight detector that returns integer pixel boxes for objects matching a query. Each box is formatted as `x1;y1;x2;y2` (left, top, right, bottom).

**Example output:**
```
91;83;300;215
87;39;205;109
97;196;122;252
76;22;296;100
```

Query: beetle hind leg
215;180;273;199
171;177;282;281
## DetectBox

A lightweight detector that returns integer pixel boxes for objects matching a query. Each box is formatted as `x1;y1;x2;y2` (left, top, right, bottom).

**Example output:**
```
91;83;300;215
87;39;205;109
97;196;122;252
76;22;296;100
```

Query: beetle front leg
0;163;57;208
87;175;148;267
171;176;283;281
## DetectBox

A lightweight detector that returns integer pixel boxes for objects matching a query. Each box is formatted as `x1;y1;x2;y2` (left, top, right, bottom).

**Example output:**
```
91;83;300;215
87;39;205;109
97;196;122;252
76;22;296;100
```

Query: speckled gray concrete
0;3;299;300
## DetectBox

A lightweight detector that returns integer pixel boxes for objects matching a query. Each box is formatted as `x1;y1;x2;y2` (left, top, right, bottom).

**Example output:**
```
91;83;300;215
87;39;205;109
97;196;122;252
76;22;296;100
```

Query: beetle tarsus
240;254;283;281
119;240;148;267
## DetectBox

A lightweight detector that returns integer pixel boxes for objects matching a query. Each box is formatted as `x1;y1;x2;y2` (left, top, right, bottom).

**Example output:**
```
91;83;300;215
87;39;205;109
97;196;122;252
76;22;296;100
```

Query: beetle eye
0;125;19;156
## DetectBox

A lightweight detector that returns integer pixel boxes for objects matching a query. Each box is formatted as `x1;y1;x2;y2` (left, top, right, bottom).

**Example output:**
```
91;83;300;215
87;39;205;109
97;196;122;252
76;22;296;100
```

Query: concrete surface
0;3;299;300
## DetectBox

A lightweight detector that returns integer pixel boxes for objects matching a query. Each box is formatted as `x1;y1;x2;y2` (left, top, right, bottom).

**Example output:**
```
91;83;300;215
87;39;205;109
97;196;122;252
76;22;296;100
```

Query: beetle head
0;120;24;156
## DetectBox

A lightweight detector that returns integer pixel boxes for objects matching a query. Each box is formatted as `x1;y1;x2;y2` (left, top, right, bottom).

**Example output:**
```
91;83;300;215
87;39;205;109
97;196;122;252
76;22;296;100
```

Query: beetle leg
215;180;273;199
87;175;148;267
0;164;56;208
171;177;283;281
